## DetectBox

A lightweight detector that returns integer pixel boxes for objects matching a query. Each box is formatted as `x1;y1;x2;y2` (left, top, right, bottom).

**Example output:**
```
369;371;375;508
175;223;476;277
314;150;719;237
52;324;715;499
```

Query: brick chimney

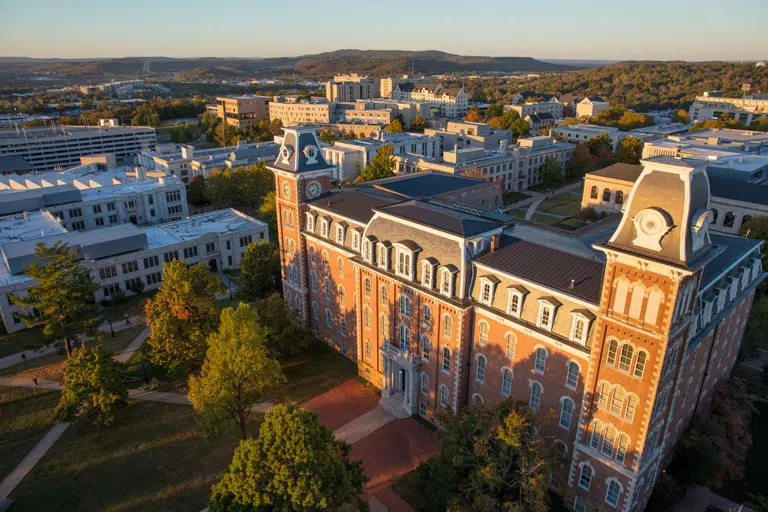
490;234;500;252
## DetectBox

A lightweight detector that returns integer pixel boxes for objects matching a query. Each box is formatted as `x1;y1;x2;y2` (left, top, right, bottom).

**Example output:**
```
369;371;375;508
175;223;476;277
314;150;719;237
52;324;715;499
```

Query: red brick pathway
302;378;380;431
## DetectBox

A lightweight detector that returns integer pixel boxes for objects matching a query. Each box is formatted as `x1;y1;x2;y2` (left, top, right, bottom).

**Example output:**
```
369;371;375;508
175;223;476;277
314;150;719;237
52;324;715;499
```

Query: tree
144;260;225;373
462;167;487;180
258;191;277;240
566;144;595;179
11;241;101;357
410;115;426;132
236;241;280;301
464;106;483;123
539;155;564;185
587;133;615;168
187;175;208;206
359;145;395;182
55;345;128;426
404;399;558;512
509;118;531;139
740;215;768;268
616;136;644;164
255;293;309;359
671;109;691;124
188;304;284;439
209;405;366;511
385;118;404;134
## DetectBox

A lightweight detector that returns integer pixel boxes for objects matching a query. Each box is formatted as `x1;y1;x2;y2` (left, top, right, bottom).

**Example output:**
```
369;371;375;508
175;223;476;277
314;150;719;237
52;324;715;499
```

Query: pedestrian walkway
677;485;755;512
334;407;395;444
0;423;70;500
113;327;150;363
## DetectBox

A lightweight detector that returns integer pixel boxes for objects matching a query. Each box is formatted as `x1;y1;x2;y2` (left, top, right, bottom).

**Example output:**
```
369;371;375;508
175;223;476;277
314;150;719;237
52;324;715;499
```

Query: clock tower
267;126;336;327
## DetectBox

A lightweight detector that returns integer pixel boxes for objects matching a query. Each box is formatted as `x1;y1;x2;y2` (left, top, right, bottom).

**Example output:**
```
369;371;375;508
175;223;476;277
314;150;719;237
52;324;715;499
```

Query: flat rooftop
144;209;265;249
79;178;181;202
339;132;431;148
0;211;66;245
0;125;155;143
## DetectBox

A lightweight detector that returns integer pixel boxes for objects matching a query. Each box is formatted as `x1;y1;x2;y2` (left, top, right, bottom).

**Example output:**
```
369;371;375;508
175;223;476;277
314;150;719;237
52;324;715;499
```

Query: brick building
269;127;764;511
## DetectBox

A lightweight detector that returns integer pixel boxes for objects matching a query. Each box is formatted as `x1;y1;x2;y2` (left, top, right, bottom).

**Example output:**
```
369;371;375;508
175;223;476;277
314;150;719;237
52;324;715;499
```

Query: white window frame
578;463;593;490
320;218;330;238
439;384;449;408
534;347;548;374
559;396;574;429
536;300;556;331
506;287;525;318
570;313;591;344
440;268;454;297
377;244;389;270
478;277;497;306
605;480;622;507
501;367;513;397
565;361;580;389
305;212;316;232
395;247;413;279
475;354;486;383
352;231;361;251
421;261;434;288
335;225;346;245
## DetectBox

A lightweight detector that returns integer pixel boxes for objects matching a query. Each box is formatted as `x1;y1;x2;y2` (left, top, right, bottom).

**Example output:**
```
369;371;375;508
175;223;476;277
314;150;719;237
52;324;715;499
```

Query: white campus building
0;209;269;333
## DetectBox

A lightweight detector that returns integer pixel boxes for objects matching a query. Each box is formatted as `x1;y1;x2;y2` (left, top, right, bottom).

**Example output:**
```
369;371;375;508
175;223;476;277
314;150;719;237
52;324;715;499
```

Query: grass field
0;327;50;358
8;399;247;512
503;191;530;205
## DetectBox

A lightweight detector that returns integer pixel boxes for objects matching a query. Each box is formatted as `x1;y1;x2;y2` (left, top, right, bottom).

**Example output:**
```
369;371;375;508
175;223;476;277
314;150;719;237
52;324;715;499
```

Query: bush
578;207;600;222
646;473;685;512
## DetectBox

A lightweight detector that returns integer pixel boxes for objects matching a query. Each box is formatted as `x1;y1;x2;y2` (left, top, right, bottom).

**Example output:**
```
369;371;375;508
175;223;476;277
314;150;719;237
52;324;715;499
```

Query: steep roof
372;172;486;199
708;177;768;205
477;235;605;303
0;156;33;174
378;200;501;237
701;234;762;290
589;163;644;183
308;188;401;224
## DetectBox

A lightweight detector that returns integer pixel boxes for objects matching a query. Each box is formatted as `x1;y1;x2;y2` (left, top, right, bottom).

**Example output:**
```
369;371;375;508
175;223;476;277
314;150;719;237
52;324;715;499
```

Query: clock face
281;182;292;199
306;182;321;199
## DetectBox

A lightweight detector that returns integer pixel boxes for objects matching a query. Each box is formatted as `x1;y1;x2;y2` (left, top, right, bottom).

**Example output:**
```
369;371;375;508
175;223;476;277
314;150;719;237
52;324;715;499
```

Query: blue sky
3;0;767;60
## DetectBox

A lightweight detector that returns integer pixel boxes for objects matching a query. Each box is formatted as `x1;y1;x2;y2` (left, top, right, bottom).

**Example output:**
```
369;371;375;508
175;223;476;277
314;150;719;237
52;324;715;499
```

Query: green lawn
530;213;565;226
0;326;146;380
536;192;583;217
0;387;60;482
503;191;530;205
509;208;527;219
8;399;247;512
101;291;157;322
0;326;50;358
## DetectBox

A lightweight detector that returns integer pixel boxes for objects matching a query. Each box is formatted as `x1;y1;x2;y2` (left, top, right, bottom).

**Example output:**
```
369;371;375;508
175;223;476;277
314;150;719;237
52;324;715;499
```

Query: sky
3;0;767;61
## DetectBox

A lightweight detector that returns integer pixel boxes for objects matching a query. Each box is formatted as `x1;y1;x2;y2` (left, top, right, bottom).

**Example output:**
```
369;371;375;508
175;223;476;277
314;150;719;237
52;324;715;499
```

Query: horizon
3;0;767;61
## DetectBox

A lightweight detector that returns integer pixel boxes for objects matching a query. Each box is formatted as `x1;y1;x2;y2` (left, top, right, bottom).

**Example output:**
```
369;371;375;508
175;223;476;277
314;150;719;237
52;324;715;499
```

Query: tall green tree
258;191;277;240
671;109;691;124
55;345;128;426
616;136;644;164
144;260;225;373
236;241;281;301
188;304;284;439
359;145;395;182
187;175;208;206
11;241;101;356
209;405;366;511
256;293;309;359
385;118;404;134
539;155;565;185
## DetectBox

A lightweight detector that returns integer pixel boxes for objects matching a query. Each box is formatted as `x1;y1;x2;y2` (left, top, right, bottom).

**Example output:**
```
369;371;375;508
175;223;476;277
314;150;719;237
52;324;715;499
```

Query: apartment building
380;75;433;99
425;120;512;152
269;97;335;126
391;82;469;118
336;102;397;126
333;131;441;168
216;95;271;128
270;126;764;512
688;91;768;125
576;97;610;118
326;74;379;102
553;124;626;149
504;100;564;119
0;208;268;333
353;99;432;128
0;125;156;172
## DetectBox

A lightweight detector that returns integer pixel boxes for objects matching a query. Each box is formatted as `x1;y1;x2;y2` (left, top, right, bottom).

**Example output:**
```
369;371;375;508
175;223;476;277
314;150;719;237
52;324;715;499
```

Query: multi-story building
216;95;271;128
352;99;432;128
525;113;556;132
380;76;432;99
509;92;559;105
688;91;768;125
553;124;626;149
504;100;564;120
391;82;469;118
425;120;512;152
0;208;268;333
335;102;397;126
576;97;610;119
326;74;379;102
269;97;335;126
0;125;156;172
331;130;441;169
269;126;764;512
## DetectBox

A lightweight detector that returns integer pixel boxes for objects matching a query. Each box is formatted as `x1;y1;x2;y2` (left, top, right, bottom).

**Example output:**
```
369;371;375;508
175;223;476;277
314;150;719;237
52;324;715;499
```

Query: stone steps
379;393;410;419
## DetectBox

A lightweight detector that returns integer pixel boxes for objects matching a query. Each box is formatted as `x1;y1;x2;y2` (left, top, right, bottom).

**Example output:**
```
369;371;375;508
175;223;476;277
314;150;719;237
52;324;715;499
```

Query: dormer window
394;241;421;280
570;310;595;345
305;212;316;232
537;297;560;331
751;256;762;280
352;229;362;251
335;223;347;245
362;236;376;264
741;265;751;289
702;295;715;324
440;266;458;297
506;285;527;318
421;258;437;288
478;275;500;306
377;242;391;270
320;217;330;238
469;237;486;255
729;274;740;300
716;285;728;312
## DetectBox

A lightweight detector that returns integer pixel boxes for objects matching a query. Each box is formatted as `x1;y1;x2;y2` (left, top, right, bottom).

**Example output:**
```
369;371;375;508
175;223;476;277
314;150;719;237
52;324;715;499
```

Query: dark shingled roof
708;177;768;206
0;156;32;174
477;236;605;303
309;189;400;224
589;163;643;183
373;172;486;199
379;200;501;237
701;234;762;290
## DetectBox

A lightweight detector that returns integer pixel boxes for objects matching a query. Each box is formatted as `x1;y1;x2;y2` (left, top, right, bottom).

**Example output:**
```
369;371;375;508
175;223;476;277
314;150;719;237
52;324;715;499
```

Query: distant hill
0;50;582;82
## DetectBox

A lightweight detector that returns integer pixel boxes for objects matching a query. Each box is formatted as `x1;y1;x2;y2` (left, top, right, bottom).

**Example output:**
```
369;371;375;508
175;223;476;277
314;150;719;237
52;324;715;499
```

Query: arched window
364;340;372;360
322;250;329;270
566;361;580;389
578;464;593;490
478;321;489;346
628;285;644;319
504;333;516;360
606;480;622;507
421;335;431;361
710;208;719;224
723;211;736;228
633;351;647;379
529;382;542;410
423;304;432;326
473;394;484;407
590;420;603;449
602;188;612;202
363;306;371;329
443;315;453;338
364;278;371;298
610;385;626;415
340;317;347;336
420;373;429;395
399;295;411;317
440;385;449;407
618;344;633;372
324;279;331;300
338;257;345;277
615;434;629;464
624;395;638;422
613;279;629;314
534;347;547;374
559;397;574;429
338;285;345;303
644;288;663;325
325;309;332;328
312;302;318;320
590;185;598;199
441;346;451;373
379;313;388;341
309;246;315;262
607;339;619;366
601;425;617;457
597;382;610;409
742;215;753;227
311;270;317;292
476;355;486;383
501;368;513;397
615;190;624;205
295;296;301;315
398;324;410;350
380;285;388;305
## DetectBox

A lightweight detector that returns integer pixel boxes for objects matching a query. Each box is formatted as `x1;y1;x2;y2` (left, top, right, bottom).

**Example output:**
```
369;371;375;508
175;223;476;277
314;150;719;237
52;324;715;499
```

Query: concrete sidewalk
0;423;70;500
113;327;150;363
334;407;395;444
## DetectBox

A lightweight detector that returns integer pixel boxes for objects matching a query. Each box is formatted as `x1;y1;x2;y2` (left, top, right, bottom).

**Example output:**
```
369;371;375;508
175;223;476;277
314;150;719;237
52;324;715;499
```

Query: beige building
553;124;623;147
504;100;564;119
354;99;432;128
269;97;335;126
337;102;397;125
392;82;469;118
425;120;512;152
689;91;768;125
380;75;432;99
325;74;379;102
576;97;610;118
216;95;271;128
